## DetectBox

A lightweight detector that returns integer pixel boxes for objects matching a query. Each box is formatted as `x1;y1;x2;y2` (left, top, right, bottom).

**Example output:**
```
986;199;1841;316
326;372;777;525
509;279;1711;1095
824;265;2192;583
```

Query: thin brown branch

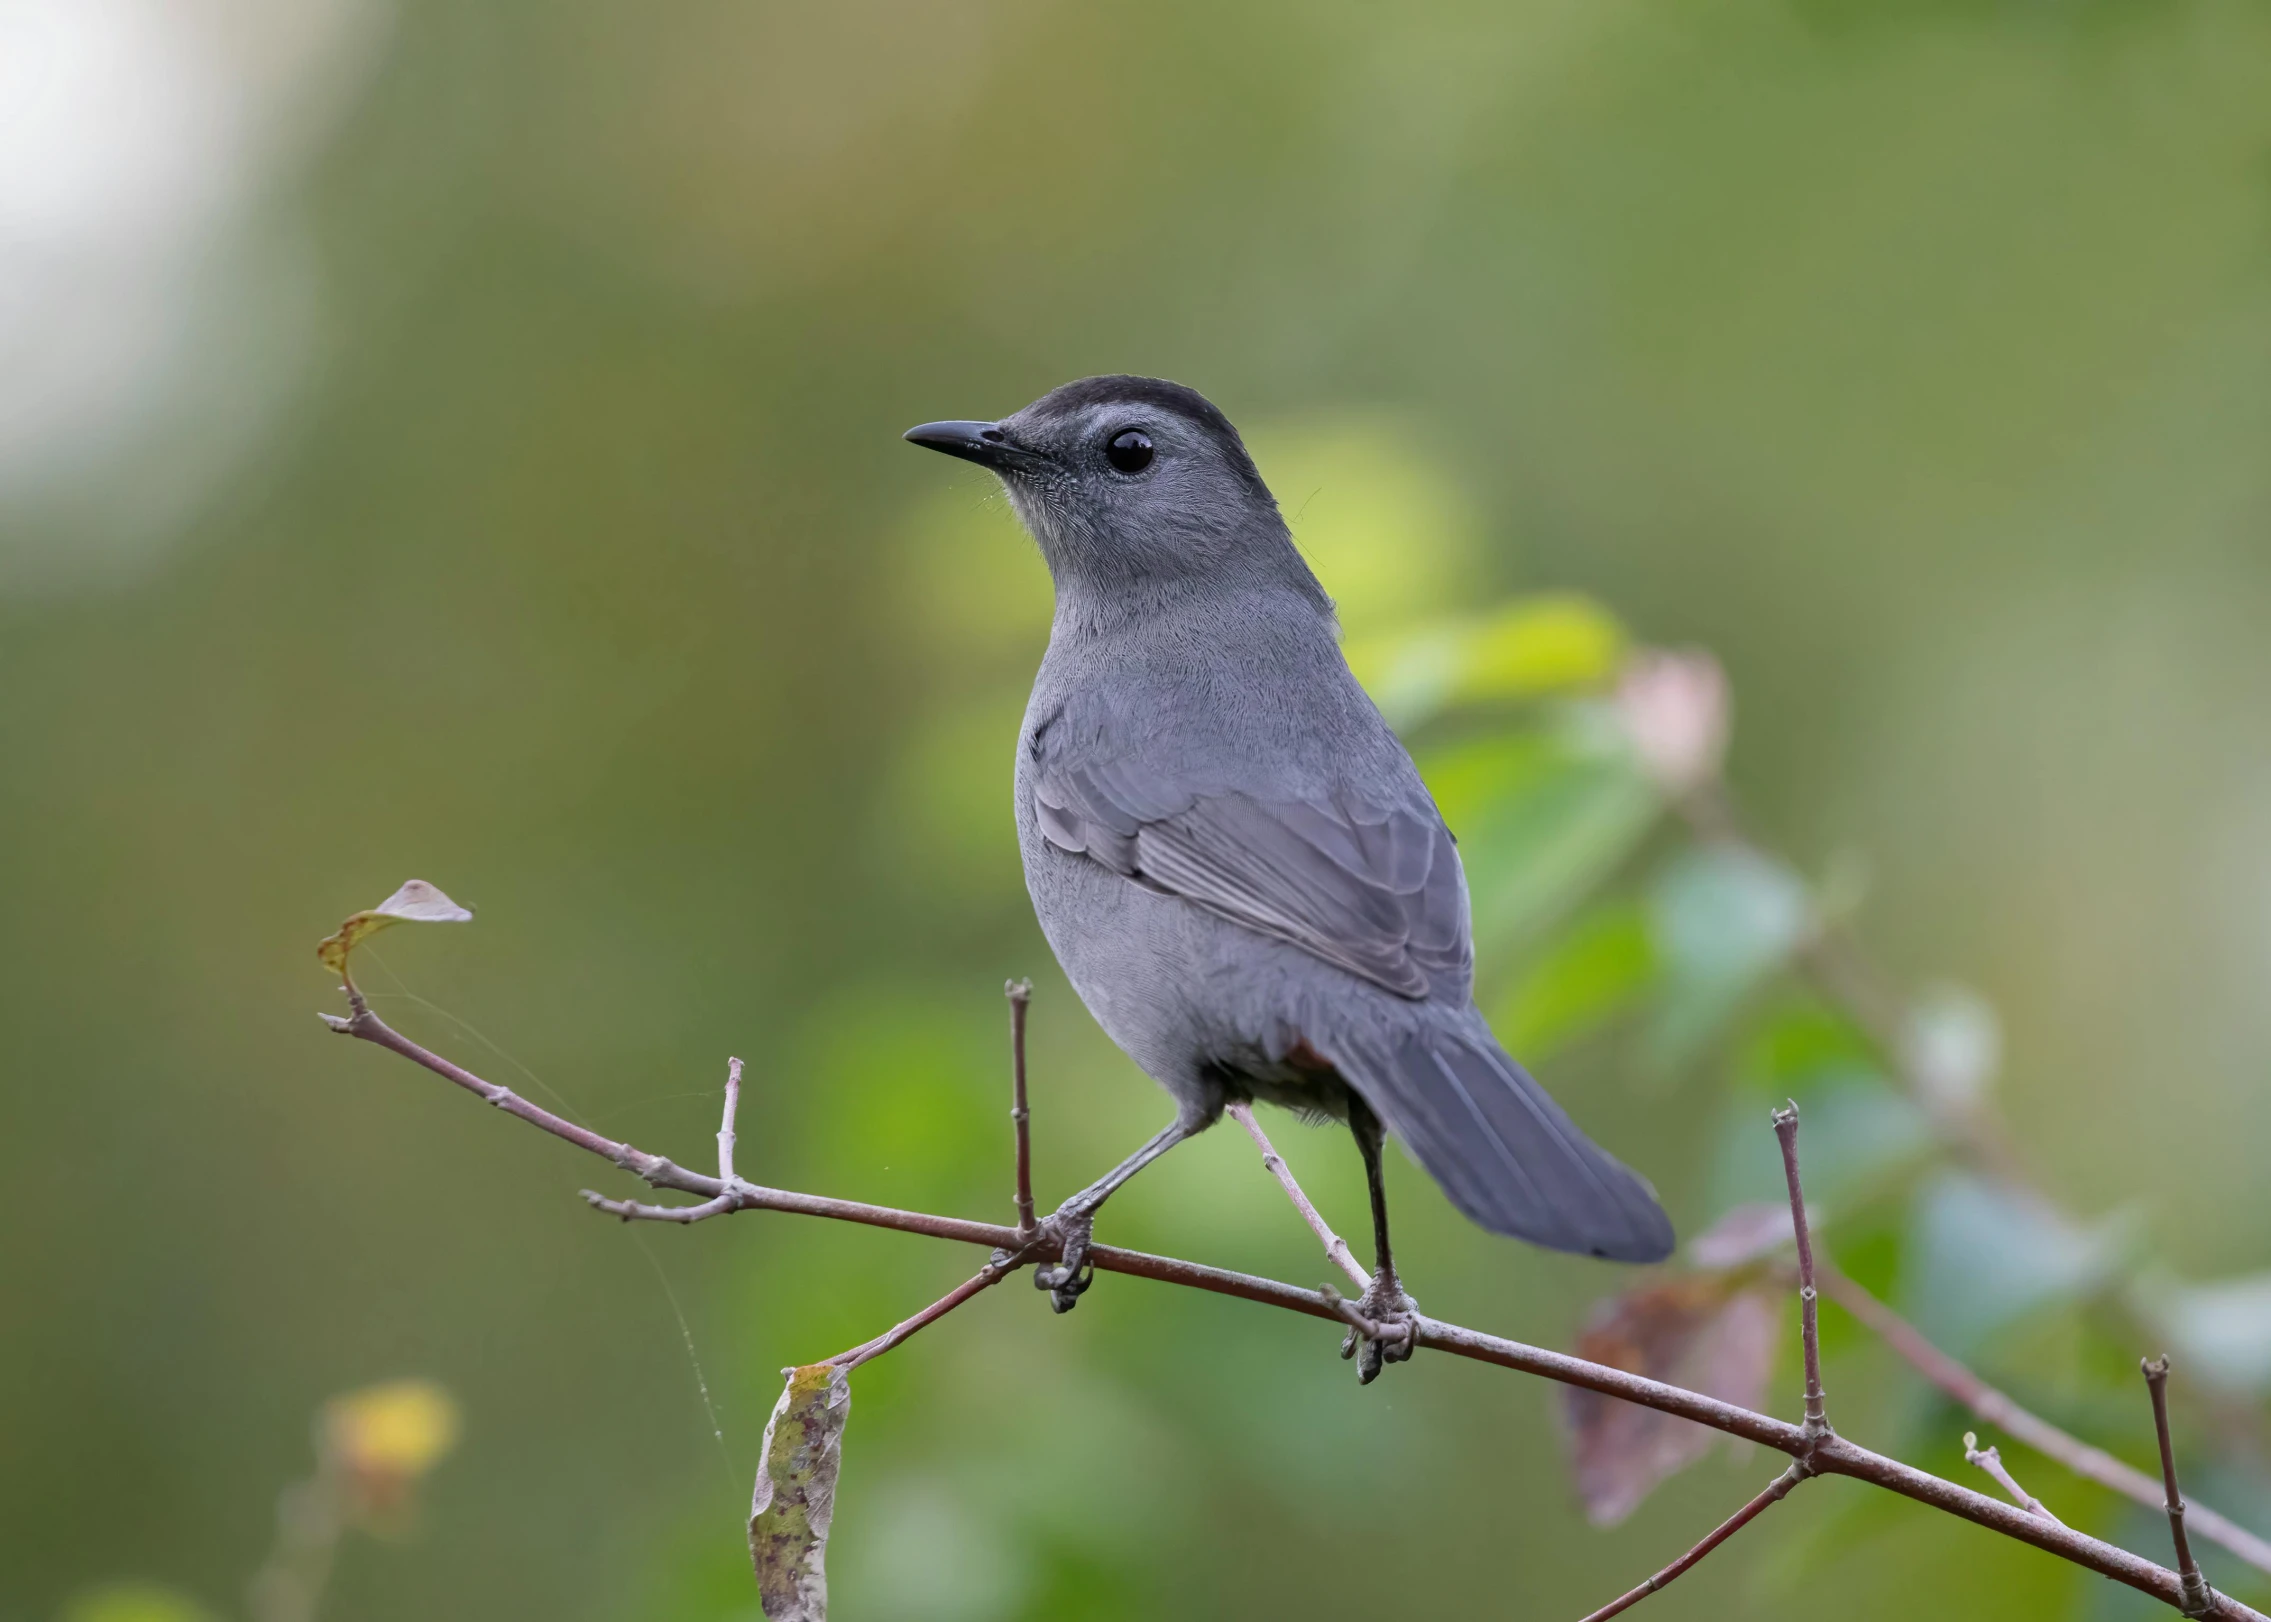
2146;1356;2219;1618
1575;1463;1810;1622
1771;1102;1829;1438
1006;979;1036;1238
718;1056;742;1184
1965;1431;2064;1525
1817;1263;2271;1574
329;997;2270;1622
1227;1101;1370;1291
828;1263;1013;1372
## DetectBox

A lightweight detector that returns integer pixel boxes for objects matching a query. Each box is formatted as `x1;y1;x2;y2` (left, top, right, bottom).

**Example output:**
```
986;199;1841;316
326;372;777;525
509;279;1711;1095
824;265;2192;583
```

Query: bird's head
904;375;1327;611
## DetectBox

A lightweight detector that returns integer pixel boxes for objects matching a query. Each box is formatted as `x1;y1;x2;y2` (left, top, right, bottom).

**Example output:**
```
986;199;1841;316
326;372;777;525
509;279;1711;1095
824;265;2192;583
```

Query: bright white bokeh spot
0;0;381;585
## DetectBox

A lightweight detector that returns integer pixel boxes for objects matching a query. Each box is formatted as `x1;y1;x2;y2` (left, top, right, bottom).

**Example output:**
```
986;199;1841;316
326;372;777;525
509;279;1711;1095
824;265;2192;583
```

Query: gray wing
1032;757;1471;1000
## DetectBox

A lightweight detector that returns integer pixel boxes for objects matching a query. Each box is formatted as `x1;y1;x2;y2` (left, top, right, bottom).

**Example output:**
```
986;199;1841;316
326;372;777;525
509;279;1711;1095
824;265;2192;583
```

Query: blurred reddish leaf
1562;1273;1782;1525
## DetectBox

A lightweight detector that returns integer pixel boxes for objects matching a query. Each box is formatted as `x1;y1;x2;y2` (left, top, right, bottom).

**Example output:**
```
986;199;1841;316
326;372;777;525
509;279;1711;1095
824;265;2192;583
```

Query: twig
1771;1102;1829;1439
328;997;2270;1621
1964;1432;2064;1525
247;1474;343;1622
827;1263;1013;1372
583;1188;741;1224
718;1056;742;1185
1319;1285;1417;1358
2146;1356;2219;1618
1006;980;1036;1238
1817;1263;2271;1573
1575;1463;1809;1622
1227;1101;1370;1291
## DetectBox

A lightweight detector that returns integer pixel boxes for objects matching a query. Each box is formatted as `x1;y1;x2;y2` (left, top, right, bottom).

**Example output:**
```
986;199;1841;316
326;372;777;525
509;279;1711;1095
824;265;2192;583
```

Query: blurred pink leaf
1614;648;1729;797
1688;1202;1803;1270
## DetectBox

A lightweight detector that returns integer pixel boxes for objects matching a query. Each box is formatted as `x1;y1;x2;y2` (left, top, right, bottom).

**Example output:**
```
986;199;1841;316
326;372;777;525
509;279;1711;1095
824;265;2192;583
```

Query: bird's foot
1028;1203;1097;1313
1338;1272;1419;1385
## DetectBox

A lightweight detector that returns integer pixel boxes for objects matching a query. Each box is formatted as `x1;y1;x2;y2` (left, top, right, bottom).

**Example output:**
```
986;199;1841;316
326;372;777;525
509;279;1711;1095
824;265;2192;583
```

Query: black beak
902;419;1030;469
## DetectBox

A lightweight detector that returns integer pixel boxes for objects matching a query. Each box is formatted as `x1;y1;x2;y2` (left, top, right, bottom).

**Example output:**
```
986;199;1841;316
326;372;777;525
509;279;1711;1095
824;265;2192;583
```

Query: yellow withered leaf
316;880;473;978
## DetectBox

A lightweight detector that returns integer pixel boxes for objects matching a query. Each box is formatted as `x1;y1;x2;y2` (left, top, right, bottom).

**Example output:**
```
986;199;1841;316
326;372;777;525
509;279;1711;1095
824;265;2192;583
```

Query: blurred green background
6;1;2271;1618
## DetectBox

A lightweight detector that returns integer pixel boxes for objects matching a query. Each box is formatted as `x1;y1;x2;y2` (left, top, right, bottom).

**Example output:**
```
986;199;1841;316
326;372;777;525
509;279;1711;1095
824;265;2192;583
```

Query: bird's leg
1342;1096;1419;1384
1028;1112;1200;1313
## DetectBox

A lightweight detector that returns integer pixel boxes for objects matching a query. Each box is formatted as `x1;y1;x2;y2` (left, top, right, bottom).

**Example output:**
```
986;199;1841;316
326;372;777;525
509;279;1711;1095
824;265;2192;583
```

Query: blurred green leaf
1423;713;1660;952
314;879;472;979
1707;1074;1930;1221
1710;1006;1930;1217
1246;414;1481;637
2144;1271;2271;1396
1351;594;1628;729
1491;898;1656;1060
1735;998;1880;1091
847;1474;1029;1622
58;1585;217;1622
751;1363;851;1621
1905;1173;2128;1361
1646;845;1810;1064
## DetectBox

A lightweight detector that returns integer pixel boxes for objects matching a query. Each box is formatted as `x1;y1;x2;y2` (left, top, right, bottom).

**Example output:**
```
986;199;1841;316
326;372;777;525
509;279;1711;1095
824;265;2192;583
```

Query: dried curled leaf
316;880;473;978
751;1363;850;1620
1563;1274;1781;1525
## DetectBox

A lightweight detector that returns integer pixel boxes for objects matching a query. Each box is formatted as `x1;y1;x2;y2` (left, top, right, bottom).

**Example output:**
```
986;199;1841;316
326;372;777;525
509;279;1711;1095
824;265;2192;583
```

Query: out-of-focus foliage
11;1;2271;1619
57;1588;218;1622
323;1379;461;1530
56;1383;457;1622
1564;1267;1782;1526
1349;593;1627;726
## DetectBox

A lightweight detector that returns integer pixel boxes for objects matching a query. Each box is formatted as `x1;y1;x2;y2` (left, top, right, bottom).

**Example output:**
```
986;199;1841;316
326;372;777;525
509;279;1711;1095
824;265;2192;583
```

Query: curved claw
1342;1275;1419;1386
1032;1207;1097;1313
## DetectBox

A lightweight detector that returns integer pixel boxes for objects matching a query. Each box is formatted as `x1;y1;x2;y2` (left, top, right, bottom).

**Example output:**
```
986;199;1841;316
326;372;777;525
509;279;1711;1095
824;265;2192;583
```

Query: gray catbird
906;376;1673;1380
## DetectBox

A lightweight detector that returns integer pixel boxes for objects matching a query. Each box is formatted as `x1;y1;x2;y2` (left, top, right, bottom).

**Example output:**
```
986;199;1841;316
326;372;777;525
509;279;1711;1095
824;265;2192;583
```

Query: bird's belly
1019;825;1367;1117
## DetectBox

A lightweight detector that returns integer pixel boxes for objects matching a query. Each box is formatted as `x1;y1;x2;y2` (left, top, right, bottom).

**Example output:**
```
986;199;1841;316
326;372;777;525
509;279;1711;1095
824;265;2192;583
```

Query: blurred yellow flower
322;1380;459;1518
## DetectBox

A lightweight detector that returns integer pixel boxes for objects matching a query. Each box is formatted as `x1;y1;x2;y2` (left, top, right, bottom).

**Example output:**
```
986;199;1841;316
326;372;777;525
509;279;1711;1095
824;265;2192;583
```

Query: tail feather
1332;1019;1674;1263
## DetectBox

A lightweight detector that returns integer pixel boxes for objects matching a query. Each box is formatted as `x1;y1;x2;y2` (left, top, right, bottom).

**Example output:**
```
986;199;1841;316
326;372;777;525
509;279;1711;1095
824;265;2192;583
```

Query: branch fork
322;972;2269;1622
1964;1431;2063;1526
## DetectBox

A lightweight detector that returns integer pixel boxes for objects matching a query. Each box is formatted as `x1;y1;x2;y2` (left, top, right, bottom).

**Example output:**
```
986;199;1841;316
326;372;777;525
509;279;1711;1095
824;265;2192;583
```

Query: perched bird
905;377;1673;1380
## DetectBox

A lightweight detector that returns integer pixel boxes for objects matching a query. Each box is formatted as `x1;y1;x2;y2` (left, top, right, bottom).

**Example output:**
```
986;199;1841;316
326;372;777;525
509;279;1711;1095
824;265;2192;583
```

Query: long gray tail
1330;1015;1674;1263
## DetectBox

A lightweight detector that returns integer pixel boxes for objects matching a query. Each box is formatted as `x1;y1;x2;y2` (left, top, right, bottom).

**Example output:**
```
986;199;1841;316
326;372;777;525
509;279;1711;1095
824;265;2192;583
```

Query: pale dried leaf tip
751;1364;851;1621
370;880;476;924
316;879;474;977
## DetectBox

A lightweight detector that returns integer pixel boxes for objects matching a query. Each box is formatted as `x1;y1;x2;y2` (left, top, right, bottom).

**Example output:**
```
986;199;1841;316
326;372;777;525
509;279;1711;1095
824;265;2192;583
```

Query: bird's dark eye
1105;429;1154;473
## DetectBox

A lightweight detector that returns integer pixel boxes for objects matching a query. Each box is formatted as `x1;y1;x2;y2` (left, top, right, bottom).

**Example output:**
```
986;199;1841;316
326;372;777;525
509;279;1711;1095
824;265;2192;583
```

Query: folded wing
1032;757;1470;1001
